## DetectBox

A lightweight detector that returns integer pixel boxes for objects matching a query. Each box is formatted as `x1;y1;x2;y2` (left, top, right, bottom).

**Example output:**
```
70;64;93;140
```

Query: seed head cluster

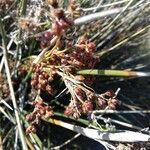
26;98;53;134
31;63;55;95
40;1;73;49
26;35;119;132
25;0;119;133
64;88;119;118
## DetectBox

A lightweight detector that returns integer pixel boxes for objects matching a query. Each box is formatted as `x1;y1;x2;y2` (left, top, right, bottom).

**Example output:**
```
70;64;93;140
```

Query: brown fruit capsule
44;111;54;118
82;100;93;113
52;21;62;36
78;36;86;44
75;75;85;81
26;125;36;134
59;19;69;28
53;8;64;19
31;80;38;87
97;97;106;109
110;98;118;105
48;76;54;82
87;42;96;50
26;114;33;122
46;85;53;95
39;109;46;115
74;88;83;97
64;106;74;116
105;90;115;97
42;71;49;79
108;103;116;110
46;0;58;8
44;31;52;39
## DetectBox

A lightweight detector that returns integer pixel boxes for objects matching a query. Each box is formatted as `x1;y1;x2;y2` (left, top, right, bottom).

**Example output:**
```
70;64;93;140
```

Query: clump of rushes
25;0;119;133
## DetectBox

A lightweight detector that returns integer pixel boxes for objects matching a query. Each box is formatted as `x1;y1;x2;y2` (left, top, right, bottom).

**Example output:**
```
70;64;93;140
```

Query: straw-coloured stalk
47;118;150;142
0;18;28;150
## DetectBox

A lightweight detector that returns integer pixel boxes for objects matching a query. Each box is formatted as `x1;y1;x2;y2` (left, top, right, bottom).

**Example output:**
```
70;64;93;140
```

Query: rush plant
0;0;150;150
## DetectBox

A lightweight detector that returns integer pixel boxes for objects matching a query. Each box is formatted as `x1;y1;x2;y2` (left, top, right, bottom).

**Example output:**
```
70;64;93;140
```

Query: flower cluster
30;34;99;94
64;87;119;119
26;37;119;132
26;98;53;134
63;37;98;70
25;0;119;132
99;90;119;110
28;38;101;128
40;0;73;49
31;63;55;95
61;36;99;84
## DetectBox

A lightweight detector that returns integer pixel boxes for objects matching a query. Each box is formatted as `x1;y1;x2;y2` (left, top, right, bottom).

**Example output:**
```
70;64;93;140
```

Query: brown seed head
52;21;62;35
87;42;96;50
82;100;93;113
53;8;64;19
75;75;85;81
26;125;36;134
97;97;107;109
108;103;116;110
105;90;115;98
64;106;74;116
26;114;34;122
46;0;58;8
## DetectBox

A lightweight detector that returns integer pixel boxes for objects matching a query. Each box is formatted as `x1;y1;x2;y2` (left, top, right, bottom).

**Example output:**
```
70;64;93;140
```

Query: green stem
54;112;90;126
